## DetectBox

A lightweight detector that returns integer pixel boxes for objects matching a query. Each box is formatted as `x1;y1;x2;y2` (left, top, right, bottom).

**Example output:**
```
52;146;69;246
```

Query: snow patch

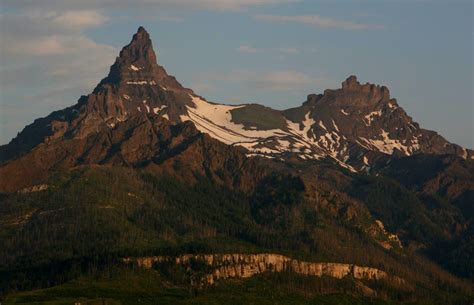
277;140;291;149
358;129;419;156
364;110;382;126
318;120;327;130
141;100;150;112
180;95;284;146
179;97;357;172
153;105;167;114
126;80;157;85
129;65;141;71
246;153;275;159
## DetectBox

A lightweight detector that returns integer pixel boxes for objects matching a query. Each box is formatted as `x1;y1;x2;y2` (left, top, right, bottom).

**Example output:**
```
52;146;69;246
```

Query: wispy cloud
199;69;325;91
237;45;264;53
51;10;108;29
1;10;116;61
175;0;299;11
155;15;185;23
237;45;304;55
251;70;322;90
4;0;299;12
276;47;299;54
0;8;117;144
255;14;384;30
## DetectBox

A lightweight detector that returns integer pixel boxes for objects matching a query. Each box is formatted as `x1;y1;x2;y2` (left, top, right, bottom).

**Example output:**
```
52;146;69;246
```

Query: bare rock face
18;184;48;194
124;253;404;288
367;220;403;250
282;75;473;170
341;75;390;99
0;27;193;165
0;114;266;192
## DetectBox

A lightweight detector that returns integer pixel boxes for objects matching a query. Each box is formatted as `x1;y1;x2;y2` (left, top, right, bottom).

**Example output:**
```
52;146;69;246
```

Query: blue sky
1;0;472;148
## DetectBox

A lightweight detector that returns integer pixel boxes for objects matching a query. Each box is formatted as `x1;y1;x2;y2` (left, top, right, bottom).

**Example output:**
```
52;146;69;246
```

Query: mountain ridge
1;26;471;179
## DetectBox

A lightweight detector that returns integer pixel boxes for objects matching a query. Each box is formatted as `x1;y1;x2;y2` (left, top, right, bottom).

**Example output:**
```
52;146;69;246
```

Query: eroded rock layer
123;253;404;286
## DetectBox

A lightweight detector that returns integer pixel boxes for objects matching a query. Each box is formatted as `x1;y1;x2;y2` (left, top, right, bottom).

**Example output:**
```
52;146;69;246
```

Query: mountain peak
342;75;359;90
119;26;156;64
131;26;151;46
340;75;390;100
98;26;161;86
137;25;148;34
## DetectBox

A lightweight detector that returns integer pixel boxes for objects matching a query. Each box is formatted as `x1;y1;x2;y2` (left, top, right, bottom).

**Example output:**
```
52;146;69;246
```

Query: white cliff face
123;253;404;287
18;184;48;193
373;220;403;250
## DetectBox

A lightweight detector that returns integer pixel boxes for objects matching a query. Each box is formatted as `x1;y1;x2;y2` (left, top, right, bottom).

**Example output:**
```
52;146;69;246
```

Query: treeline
350;175;472;282
0;167;472;303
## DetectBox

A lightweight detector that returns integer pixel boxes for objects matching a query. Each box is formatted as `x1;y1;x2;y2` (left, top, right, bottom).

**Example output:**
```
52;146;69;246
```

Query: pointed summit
119;26;156;65
99;26;163;86
96;26;188;92
137;26;148;35
88;26;192;124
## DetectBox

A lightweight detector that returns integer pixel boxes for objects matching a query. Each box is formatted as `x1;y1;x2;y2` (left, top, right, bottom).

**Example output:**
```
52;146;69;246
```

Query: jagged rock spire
118;26;157;64
99;26;165;86
339;75;390;102
342;75;359;90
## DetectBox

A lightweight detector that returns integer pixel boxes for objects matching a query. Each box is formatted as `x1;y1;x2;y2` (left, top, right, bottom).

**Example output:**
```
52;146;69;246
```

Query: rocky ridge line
1;26;472;191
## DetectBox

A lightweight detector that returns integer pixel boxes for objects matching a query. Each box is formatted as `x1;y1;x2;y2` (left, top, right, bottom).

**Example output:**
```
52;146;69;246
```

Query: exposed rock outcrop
18;184;49;193
368;219;403;250
123;253;404;287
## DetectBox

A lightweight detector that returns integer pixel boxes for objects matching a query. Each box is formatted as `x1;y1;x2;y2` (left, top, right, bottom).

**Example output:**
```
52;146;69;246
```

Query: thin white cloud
276;47;299;54
5;36;68;56
255;14;384;30
51;10;108;29
2;35;115;57
172;0;299;11
155;15;185;23
0;8;117;144
237;45;301;55
237;45;264;53
253;70;321;90
0;10;110;58
3;0;299;12
203;69;324;91
190;82;215;93
0;10;108;35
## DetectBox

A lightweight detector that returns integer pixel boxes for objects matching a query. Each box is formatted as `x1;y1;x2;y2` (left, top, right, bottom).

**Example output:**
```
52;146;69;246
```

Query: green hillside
0;166;472;304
